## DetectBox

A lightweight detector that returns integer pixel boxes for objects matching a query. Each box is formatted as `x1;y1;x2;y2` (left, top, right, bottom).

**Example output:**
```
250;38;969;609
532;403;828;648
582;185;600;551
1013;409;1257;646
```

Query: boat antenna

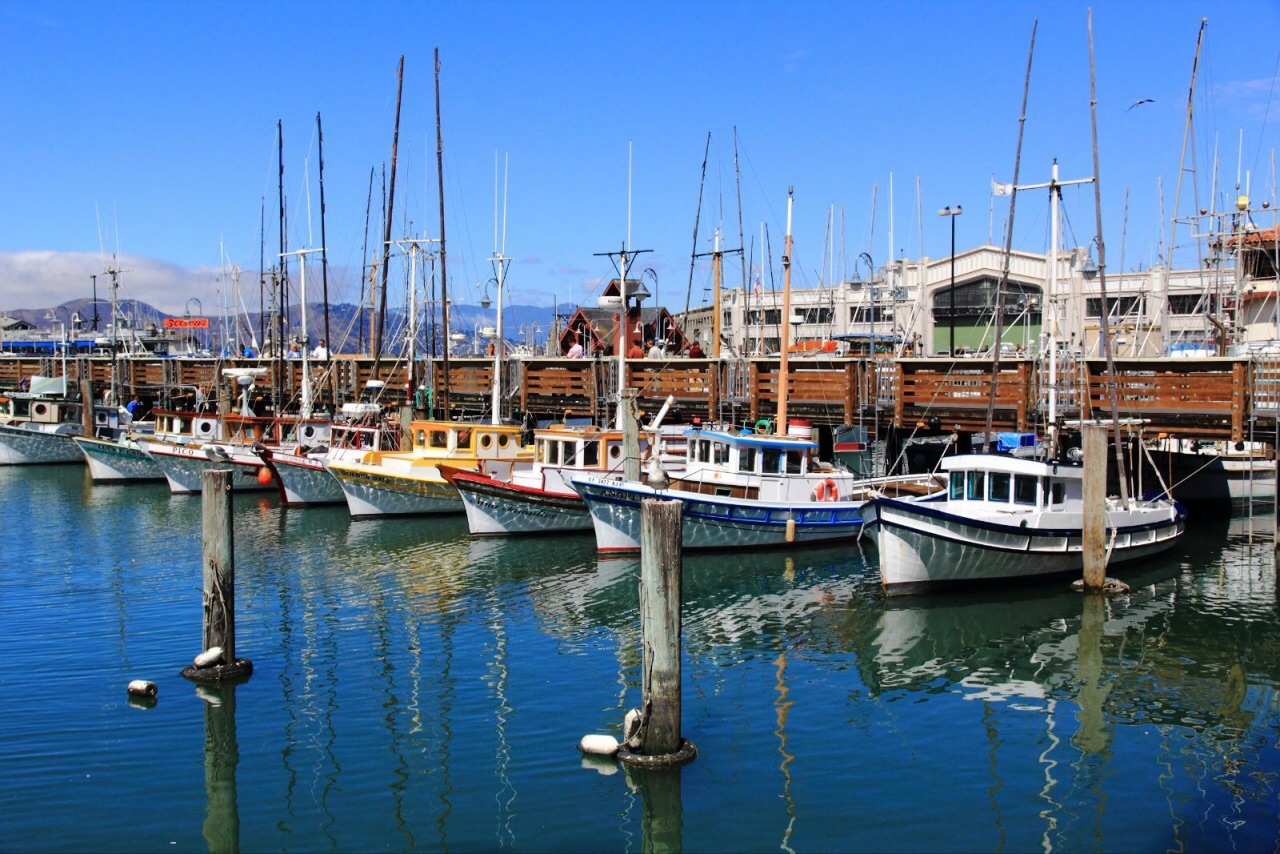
983;19;1036;450
1088;7;1130;506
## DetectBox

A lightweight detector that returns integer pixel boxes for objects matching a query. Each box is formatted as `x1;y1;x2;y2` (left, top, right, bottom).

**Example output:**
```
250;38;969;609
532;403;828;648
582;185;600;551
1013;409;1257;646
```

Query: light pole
857;252;875;357
938;205;963;354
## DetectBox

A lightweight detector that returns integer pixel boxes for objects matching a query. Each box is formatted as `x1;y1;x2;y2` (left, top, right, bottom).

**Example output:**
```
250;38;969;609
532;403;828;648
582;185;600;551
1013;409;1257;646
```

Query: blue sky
1;0;1276;320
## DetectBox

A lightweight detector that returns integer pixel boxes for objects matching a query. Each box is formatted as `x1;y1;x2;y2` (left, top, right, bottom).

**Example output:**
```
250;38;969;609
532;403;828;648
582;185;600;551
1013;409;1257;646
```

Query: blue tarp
996;432;1038;452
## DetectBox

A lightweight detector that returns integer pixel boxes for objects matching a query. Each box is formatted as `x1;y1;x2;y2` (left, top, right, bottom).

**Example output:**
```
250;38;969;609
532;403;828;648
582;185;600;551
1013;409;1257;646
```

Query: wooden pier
1;352;1275;445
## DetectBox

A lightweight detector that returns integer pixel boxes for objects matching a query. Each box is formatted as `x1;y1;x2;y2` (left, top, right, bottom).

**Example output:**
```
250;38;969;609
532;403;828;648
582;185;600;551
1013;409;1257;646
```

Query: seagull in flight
1127;98;1155;111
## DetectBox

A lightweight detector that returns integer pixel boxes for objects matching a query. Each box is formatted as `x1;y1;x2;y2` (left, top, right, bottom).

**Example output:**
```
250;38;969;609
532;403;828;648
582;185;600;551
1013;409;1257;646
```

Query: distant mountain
6;298;576;354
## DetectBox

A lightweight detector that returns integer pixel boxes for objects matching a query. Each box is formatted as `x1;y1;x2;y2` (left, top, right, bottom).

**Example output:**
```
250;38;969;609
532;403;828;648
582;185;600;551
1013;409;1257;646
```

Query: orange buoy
256;466;273;485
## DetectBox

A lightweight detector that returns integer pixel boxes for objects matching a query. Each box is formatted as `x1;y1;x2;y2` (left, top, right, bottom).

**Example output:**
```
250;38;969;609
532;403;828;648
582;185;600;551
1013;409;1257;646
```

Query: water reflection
200;681;244;854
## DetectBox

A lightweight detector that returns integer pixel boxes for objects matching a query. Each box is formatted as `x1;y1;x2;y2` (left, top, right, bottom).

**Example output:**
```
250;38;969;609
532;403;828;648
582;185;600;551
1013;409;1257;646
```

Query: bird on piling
646;454;670;491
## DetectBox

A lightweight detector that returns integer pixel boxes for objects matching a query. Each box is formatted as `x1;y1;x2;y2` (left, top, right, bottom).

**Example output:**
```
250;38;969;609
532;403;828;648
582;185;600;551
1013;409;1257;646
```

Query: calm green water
2;464;1279;852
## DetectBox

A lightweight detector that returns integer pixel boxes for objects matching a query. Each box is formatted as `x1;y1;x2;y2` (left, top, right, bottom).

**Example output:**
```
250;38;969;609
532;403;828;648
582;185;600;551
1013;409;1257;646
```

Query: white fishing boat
135;407;275;494
73;423;161;482
0;376;90;465
258;402;399;506
573;422;940;553
441;420;685;536
862;453;1186;595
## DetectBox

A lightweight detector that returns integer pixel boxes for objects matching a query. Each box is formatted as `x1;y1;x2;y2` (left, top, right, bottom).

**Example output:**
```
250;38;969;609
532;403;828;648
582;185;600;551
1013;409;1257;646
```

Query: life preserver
811;477;838;502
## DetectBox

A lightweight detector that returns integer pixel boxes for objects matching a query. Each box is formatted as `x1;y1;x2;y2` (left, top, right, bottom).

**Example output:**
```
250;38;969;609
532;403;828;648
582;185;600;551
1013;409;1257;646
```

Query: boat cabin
409;420;529;461
941;455;1080;511
686;429;814;477
144;410;225;444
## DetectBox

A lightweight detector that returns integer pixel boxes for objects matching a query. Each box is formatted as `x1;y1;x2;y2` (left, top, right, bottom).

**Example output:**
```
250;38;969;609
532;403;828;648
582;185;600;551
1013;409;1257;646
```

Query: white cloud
0;250;224;317
1213;77;1280;122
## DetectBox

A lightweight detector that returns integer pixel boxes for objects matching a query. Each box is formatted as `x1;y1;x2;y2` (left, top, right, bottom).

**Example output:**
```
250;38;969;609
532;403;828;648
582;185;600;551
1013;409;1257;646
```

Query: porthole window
498;434;509;448
480;433;493;449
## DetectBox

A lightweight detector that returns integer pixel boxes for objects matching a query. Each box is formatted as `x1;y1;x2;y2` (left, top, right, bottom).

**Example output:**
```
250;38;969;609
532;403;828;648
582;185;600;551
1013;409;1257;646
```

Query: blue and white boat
572;423;941;553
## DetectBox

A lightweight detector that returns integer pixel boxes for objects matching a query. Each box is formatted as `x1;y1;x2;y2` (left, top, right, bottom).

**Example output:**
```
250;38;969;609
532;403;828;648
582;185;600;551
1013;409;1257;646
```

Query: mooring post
1082;423;1108;589
202;468;236;660
638;497;684;756
622;388;641;482
79;376;95;437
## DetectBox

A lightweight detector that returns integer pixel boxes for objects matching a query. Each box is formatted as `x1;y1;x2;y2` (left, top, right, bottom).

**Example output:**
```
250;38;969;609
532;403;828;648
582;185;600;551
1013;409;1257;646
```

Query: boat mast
712;227;722;358
317;111;332;383
1164;18;1208;353
983;19;1036;450
435;48;451;419
490;153;510;426
1087;8;1131;506
777;187;794;435
374;56;405;371
283;248;322;418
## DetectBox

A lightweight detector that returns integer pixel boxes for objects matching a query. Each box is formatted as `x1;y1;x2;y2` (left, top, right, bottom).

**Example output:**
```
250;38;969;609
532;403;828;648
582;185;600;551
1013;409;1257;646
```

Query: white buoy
194;647;224;668
578;734;620;756
127;680;157;698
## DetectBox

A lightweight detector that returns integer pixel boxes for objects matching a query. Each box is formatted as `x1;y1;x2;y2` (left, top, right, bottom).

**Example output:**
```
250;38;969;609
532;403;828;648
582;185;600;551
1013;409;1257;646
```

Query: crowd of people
563;332;707;359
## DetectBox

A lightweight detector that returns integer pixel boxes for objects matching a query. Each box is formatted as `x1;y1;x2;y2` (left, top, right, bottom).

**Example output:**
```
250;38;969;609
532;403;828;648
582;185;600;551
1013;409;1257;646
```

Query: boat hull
138;440;274;494
263;451;344;505
574;477;867;553
73;436;164;481
449;470;590;536
866;497;1186;595
0;423;84;465
326;463;463;517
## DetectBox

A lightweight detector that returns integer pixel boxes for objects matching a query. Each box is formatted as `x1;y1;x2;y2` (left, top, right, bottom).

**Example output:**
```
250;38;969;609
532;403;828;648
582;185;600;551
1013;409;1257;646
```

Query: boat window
608;444;621;461
562;441;577;467
950;473;965;500
713;441;729;465
1014;474;1038;505
1050;481;1065;505
699;440;712;463
989;472;1011;502
417;430;427;446
762;448;782;474
498;434;509;448
547;441;560;465
583;440;599;467
738;447;757;472
429;430;449;448
785;451;804;474
456;429;471;449
479;433;493;450
966;471;985;500
536;440;547;462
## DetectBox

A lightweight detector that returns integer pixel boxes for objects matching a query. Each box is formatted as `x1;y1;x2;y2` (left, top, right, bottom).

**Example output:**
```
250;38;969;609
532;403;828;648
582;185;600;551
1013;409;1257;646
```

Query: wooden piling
183;469;253;681
1082;423;1108;589
79;377;95;438
202;469;236;659
631;498;695;762
622;388;641;482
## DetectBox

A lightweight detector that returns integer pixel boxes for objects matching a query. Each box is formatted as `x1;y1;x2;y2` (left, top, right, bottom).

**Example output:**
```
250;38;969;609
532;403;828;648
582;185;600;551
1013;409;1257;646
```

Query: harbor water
2;464;1279;852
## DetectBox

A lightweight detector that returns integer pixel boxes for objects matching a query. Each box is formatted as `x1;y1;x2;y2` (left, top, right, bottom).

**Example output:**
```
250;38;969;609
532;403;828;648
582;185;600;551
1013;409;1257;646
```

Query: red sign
164;317;210;329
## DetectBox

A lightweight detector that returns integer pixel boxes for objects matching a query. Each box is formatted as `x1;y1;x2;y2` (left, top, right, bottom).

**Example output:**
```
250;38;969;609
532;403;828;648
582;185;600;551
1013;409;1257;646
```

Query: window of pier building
797;306;834;325
1086;295;1145;319
747;336;781;354
747;308;783;326
850;306;893;324
931;278;1042;324
1167;294;1217;315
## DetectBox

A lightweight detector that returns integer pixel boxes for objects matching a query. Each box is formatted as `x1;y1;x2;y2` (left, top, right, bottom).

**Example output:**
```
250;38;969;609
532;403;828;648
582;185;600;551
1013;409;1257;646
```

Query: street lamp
857;252;875;357
938;205;963;354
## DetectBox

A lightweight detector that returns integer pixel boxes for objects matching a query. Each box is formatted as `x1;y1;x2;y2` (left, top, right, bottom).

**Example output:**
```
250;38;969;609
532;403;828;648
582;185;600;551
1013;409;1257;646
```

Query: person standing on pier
312;339;329;359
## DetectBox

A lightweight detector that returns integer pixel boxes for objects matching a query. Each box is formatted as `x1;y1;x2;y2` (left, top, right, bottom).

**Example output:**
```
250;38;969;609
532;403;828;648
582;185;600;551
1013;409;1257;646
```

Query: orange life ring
811;477;838;502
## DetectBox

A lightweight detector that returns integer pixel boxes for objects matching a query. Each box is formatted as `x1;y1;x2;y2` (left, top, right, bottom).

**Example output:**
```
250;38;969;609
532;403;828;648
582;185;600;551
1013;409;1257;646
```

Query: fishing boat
325;419;531;517
257;402;399;506
0;376;92;465
862;453;1185;595
441;419;685;536
572;422;940;552
73;423;161;482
